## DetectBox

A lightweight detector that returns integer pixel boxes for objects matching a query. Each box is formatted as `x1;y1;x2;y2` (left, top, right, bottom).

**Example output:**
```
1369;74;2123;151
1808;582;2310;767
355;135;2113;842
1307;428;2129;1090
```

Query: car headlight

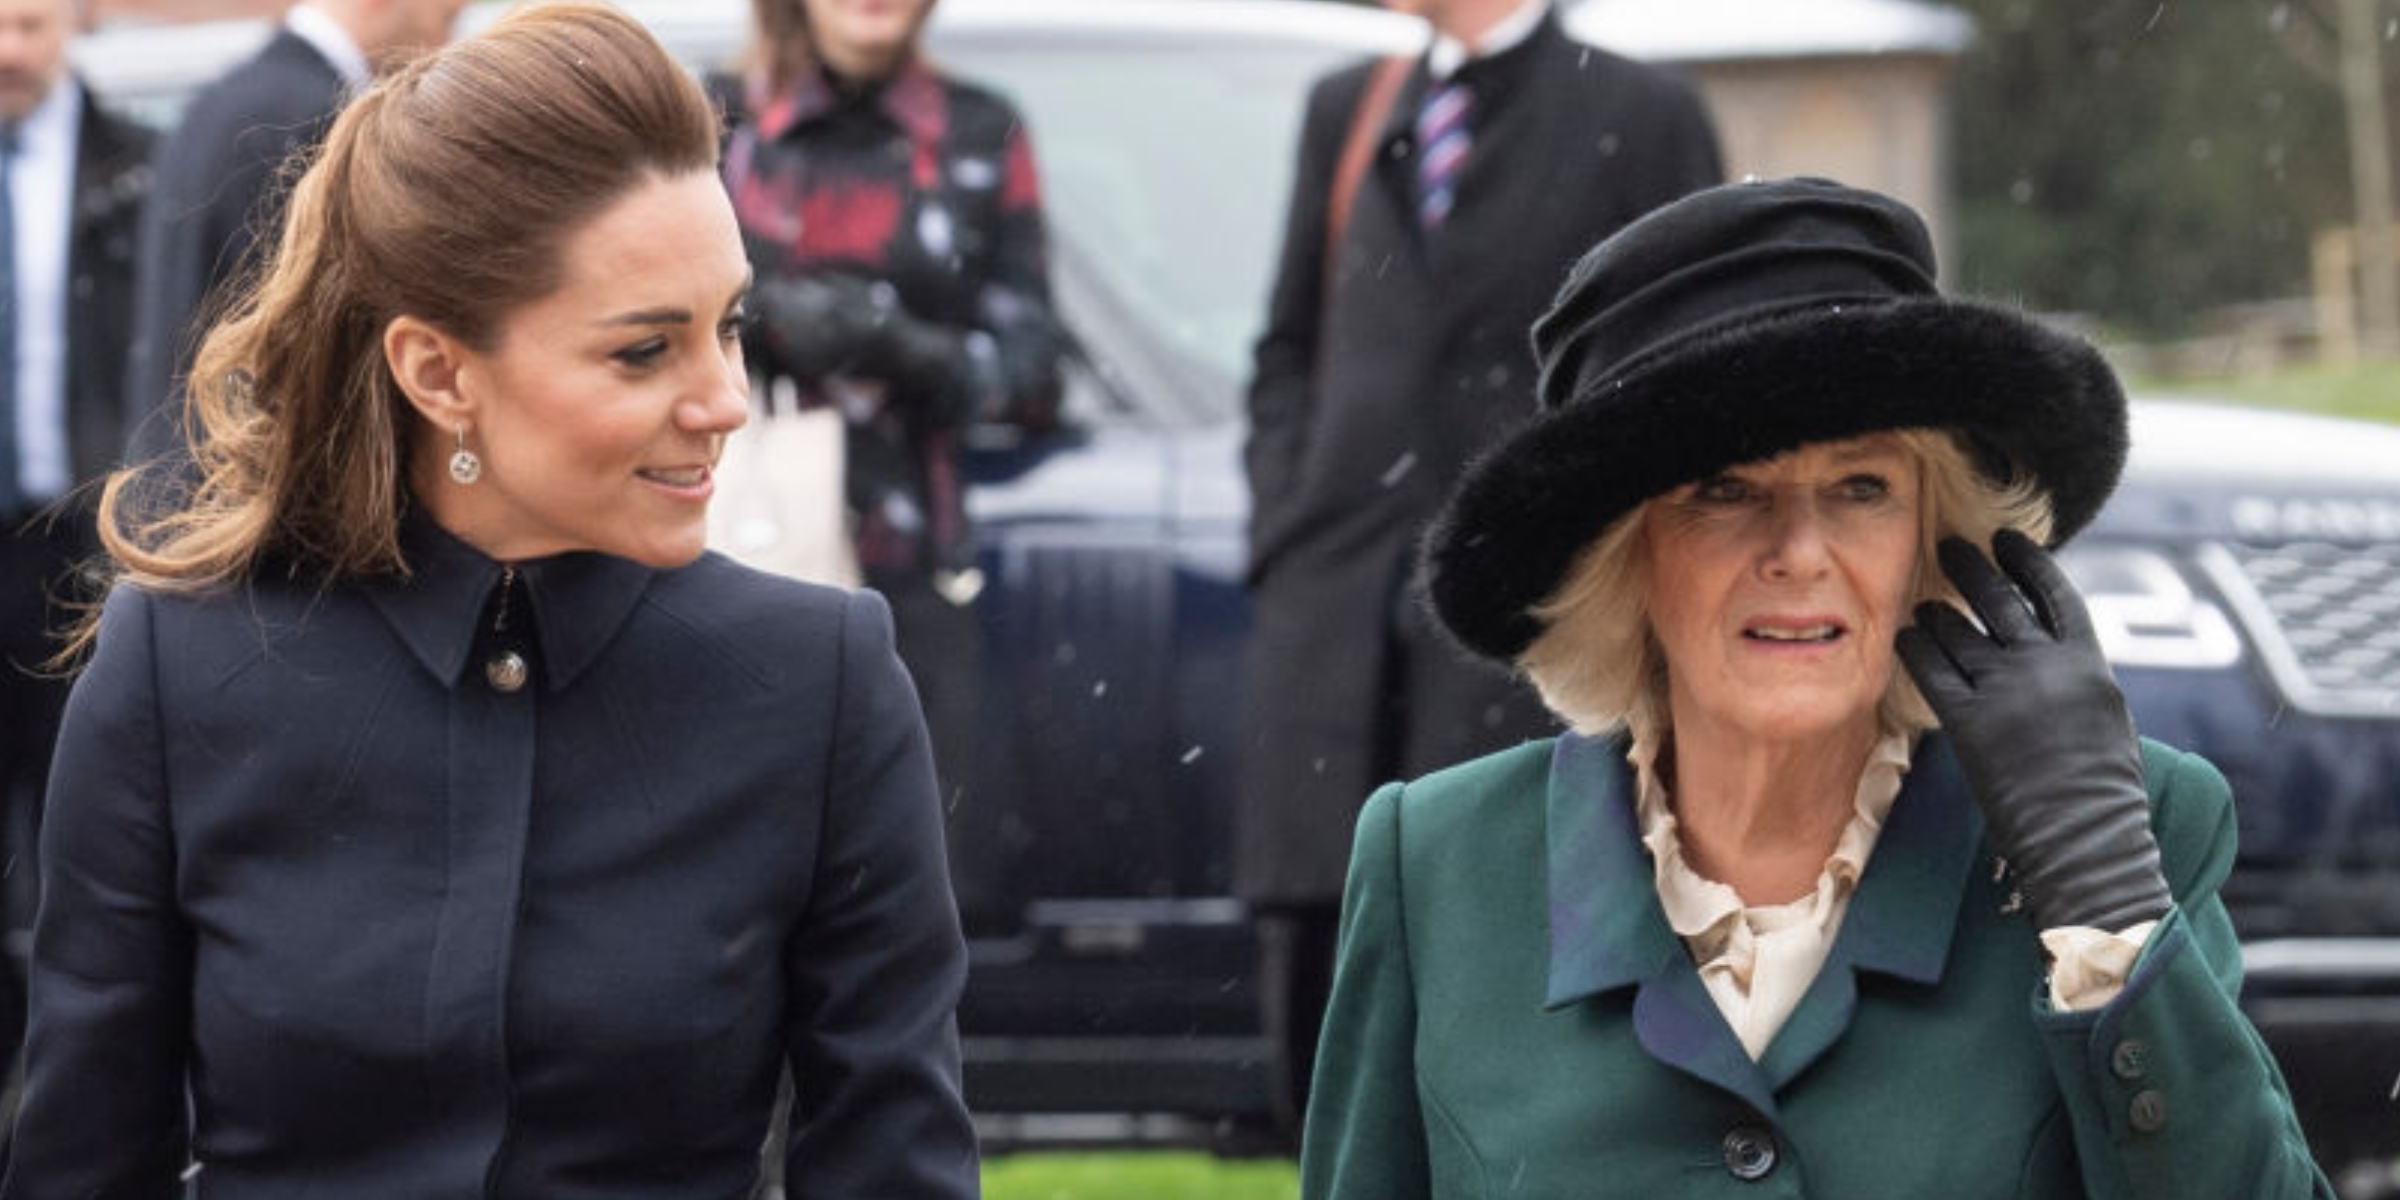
2054;545;2243;670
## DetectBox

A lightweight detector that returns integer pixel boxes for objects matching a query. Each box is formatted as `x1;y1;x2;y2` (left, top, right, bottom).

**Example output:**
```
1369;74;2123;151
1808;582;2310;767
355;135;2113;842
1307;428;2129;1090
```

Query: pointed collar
362;507;655;693
753;57;945;147
1543;729;1982;1009
1822;734;1980;985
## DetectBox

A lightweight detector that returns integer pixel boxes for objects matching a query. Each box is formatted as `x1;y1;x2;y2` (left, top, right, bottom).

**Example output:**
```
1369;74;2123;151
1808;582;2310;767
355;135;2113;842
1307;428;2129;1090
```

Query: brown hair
85;1;720;641
747;0;814;91
744;0;937;92
1518;429;2056;740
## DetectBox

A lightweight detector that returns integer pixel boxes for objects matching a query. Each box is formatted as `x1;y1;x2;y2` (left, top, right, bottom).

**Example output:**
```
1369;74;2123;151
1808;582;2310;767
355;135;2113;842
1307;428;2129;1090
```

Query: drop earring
448;426;482;485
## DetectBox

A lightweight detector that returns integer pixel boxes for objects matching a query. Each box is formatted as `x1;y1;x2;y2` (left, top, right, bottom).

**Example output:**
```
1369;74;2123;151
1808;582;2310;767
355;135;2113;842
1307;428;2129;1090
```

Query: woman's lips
637;465;714;498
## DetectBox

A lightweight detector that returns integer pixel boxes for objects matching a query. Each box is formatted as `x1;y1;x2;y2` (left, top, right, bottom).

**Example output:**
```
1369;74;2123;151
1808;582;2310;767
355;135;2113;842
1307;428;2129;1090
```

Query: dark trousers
0;511;91;1103
1254;900;1340;1140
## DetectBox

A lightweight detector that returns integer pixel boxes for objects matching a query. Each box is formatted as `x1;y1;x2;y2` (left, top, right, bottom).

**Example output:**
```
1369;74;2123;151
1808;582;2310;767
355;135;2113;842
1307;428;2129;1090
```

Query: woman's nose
1760;496;1832;579
687;352;751;435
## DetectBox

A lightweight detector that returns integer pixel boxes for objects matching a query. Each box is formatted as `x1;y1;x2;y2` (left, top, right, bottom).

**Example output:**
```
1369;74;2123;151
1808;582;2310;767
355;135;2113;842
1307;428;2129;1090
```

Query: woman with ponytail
6;6;977;1197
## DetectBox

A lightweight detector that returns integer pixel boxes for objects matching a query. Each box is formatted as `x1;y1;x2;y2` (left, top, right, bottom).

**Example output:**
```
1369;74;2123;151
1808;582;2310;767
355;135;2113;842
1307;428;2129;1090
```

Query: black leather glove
1895;528;2172;934
751;274;971;415
849;306;971;412
750;274;886;382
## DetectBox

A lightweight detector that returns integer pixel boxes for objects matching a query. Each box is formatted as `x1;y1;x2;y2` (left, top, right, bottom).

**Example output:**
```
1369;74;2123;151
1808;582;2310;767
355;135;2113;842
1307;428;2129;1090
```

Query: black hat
1422;177;2128;663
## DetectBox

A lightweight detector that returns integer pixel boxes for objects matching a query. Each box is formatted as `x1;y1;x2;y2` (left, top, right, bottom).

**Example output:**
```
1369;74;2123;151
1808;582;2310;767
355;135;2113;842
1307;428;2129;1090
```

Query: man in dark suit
122;0;464;461
1236;0;1721;1129
0;0;151;1100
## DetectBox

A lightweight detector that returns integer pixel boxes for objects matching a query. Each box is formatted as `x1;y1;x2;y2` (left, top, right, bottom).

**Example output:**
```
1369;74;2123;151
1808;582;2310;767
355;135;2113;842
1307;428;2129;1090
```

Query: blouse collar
1544;727;1980;1010
1629;726;1911;942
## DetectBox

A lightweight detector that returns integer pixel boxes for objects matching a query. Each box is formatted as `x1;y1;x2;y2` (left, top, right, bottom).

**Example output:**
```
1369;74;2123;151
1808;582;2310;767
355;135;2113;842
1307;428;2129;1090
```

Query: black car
75;0;2400;1172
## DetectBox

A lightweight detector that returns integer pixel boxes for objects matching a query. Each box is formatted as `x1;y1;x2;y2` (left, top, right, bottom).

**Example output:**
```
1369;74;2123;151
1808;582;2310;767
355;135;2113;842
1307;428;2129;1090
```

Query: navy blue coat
7;515;977;1199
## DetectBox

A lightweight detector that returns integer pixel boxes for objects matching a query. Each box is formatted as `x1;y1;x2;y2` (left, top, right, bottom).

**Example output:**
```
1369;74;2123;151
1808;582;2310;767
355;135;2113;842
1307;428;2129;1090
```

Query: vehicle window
940;42;1353;422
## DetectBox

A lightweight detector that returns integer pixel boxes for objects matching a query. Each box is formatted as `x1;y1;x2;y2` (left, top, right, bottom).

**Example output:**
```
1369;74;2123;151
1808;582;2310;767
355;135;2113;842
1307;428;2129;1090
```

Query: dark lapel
1758;735;1982;1089
1541;733;1780;1120
65;90;148;483
1543;731;1986;1122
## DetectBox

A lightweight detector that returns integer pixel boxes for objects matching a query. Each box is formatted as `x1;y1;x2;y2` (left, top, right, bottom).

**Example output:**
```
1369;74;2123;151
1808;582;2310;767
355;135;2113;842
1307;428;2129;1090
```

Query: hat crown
1533;177;1940;412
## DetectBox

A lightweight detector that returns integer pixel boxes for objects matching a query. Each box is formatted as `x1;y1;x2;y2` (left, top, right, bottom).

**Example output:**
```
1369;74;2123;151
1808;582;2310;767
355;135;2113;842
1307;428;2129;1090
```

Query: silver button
485;651;528;694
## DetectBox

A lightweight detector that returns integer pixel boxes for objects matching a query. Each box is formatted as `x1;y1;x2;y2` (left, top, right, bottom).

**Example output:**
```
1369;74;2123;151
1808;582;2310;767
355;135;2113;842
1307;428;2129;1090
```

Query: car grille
2198;542;2400;718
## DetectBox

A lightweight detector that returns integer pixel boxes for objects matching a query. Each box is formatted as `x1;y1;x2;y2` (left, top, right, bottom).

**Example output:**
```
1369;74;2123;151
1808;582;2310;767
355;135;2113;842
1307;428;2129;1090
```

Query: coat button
2110;1038;2149;1081
485;650;528;694
2128;1089;2168;1134
1722;1125;1777;1180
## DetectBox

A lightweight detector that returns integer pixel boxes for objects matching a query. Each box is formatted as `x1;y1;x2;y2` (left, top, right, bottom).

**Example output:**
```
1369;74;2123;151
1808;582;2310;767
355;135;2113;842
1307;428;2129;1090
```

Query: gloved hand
750;273;886;382
849;305;970;410
750;274;970;413
1895;528;2172;933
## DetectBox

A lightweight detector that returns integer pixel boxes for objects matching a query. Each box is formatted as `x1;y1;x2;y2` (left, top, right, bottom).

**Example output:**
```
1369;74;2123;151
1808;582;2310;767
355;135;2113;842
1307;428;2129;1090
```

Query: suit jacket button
2129;1089;2168;1133
2110;1038;2149;1081
485;650;529;693
1722;1125;1777;1180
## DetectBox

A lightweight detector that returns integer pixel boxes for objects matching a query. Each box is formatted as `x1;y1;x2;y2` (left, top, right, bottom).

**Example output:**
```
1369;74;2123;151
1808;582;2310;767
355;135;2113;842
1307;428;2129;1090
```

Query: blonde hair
75;2;721;660
1517;429;2054;738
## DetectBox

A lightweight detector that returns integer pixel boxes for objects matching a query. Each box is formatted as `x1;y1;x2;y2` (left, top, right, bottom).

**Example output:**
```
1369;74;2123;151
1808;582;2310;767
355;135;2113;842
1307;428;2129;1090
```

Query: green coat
1302;732;2332;1199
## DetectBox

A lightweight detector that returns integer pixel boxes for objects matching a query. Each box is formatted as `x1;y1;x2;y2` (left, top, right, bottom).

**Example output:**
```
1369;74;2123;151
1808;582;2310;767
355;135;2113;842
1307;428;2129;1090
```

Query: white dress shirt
1425;0;1549;80
9;78;81;503
286;3;373;90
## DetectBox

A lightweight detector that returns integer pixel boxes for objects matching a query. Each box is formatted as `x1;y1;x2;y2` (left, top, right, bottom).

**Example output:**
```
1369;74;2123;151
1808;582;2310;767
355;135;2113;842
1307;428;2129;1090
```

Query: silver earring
448;427;482;485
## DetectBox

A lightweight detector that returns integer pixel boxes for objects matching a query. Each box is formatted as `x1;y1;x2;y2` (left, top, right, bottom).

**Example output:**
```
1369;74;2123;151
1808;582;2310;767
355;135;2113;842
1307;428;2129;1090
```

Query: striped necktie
1415;78;1472;230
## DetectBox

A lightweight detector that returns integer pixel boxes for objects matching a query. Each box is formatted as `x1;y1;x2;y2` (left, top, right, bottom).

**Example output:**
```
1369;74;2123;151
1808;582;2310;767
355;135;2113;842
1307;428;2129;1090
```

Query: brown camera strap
1324;55;1413;277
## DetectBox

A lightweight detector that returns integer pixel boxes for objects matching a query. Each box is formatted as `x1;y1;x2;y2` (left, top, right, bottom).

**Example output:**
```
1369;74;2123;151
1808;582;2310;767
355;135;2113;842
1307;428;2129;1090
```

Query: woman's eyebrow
596;306;695;328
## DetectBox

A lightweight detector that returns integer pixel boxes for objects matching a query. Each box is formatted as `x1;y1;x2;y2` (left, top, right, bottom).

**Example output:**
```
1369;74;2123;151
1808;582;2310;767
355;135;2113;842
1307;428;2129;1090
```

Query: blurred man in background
0;0;150;1113
122;0;465;460
1236;0;1721;1135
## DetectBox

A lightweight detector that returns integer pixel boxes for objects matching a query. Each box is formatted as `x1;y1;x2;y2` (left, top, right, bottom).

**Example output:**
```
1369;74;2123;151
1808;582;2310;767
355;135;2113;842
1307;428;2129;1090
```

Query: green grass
981;1151;1300;1200
2142;359;2400;426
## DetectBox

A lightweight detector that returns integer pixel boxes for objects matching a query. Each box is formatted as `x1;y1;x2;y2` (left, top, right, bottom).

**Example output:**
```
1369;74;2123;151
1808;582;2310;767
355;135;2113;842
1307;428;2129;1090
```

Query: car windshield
939;38;1355;424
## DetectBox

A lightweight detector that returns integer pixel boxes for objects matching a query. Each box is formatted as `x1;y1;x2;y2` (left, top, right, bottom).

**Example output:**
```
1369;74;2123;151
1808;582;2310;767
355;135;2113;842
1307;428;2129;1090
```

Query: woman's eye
719;309;752;342
1693;476;1752;504
614;338;669;368
1838;474;1892;502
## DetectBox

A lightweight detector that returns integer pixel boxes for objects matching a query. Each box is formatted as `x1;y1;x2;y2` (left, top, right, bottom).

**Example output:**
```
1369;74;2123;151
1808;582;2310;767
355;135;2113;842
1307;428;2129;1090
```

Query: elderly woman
1301;178;2330;1198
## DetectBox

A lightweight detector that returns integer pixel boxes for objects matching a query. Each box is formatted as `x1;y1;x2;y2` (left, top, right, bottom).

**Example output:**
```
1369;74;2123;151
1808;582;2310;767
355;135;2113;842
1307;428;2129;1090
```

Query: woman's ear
385;315;474;431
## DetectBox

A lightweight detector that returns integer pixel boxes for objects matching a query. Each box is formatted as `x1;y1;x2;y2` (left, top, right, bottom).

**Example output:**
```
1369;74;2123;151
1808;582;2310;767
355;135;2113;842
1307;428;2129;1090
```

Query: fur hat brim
1422;295;2128;663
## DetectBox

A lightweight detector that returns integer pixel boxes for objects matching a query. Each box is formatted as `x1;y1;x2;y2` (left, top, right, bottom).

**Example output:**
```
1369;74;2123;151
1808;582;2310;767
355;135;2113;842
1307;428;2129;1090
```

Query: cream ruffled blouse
1628;728;2156;1061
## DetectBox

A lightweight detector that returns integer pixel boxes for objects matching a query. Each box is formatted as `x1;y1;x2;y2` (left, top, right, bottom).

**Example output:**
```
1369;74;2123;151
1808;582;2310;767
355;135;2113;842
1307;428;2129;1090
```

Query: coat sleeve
780;588;977;1199
1301;782;1433;1200
973;113;1064;432
2032;745;2333;1200
1242;70;1354;588
4;586;193;1198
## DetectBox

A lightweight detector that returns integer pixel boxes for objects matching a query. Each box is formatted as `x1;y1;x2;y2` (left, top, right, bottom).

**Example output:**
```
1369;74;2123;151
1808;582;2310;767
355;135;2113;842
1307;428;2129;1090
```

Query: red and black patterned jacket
724;61;1060;582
